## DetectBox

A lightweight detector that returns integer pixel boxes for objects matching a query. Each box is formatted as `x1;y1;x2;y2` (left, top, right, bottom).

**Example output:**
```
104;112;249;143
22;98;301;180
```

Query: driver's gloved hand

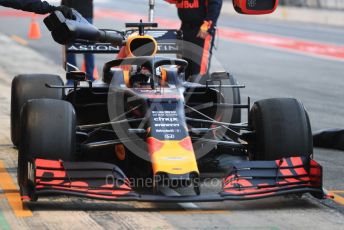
55;5;76;20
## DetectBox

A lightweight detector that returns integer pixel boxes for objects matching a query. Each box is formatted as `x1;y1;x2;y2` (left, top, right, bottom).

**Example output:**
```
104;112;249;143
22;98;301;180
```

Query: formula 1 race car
11;0;327;202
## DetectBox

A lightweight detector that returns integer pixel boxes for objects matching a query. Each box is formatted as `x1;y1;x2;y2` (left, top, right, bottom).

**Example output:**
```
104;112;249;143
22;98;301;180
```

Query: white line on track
159;187;200;210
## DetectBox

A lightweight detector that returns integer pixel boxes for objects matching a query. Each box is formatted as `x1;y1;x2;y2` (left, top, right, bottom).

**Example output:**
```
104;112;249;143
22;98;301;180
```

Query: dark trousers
313;128;344;151
181;23;215;80
67;17;95;82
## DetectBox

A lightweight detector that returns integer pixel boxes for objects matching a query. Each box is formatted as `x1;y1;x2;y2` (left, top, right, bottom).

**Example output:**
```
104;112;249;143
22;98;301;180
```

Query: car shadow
26;195;322;212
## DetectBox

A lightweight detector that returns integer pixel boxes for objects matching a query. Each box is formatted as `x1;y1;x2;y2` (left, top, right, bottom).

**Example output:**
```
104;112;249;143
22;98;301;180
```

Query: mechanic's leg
188;32;215;84
66;53;77;85
66;53;77;70
181;25;202;80
182;25;214;82
84;53;95;81
199;32;215;76
84;17;96;81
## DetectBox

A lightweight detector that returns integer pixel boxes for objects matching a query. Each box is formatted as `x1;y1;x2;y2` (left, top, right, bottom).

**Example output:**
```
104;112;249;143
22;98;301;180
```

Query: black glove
55;5;75;20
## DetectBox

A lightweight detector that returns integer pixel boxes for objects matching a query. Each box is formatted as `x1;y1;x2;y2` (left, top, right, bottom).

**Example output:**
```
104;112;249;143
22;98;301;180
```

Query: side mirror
66;71;87;82
233;0;278;15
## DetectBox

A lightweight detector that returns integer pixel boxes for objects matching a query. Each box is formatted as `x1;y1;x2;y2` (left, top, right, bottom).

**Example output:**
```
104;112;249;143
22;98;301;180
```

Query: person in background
61;0;95;81
164;0;223;80
313;129;344;151
0;0;74;18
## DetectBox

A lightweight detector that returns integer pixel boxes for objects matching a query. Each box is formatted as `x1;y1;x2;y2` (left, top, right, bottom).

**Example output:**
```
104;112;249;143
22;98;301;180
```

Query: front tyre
249;98;312;160
18;99;76;199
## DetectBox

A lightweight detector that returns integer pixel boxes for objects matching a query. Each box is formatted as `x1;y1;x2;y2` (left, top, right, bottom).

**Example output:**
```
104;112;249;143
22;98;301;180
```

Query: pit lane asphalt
0;1;343;229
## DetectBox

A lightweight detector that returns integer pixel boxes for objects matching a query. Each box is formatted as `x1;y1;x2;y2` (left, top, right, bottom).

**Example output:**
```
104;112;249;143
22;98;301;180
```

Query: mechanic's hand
55;6;75;20
197;21;212;39
197;30;209;40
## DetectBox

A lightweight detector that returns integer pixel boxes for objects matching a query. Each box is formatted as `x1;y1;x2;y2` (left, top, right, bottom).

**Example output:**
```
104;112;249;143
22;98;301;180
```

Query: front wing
26;157;326;202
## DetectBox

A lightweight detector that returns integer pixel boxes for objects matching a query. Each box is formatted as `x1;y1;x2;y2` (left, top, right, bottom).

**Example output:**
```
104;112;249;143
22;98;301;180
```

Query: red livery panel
32;159;135;200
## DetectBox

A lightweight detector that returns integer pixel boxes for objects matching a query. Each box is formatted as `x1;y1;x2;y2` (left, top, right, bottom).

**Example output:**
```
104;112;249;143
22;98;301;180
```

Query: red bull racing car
10;0;327;202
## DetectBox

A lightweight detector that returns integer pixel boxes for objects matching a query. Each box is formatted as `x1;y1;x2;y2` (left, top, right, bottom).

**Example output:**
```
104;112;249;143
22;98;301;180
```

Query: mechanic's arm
197;0;223;39
0;0;74;18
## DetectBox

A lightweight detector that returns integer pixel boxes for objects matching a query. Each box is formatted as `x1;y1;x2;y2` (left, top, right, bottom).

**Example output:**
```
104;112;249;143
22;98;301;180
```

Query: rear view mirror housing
233;0;278;15
66;71;87;82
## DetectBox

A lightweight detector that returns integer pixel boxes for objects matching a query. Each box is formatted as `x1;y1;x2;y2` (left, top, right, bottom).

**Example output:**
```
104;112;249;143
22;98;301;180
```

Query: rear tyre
11;74;64;146
210;72;241;124
249;98;312;160
18;99;76;198
225;73;241;124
